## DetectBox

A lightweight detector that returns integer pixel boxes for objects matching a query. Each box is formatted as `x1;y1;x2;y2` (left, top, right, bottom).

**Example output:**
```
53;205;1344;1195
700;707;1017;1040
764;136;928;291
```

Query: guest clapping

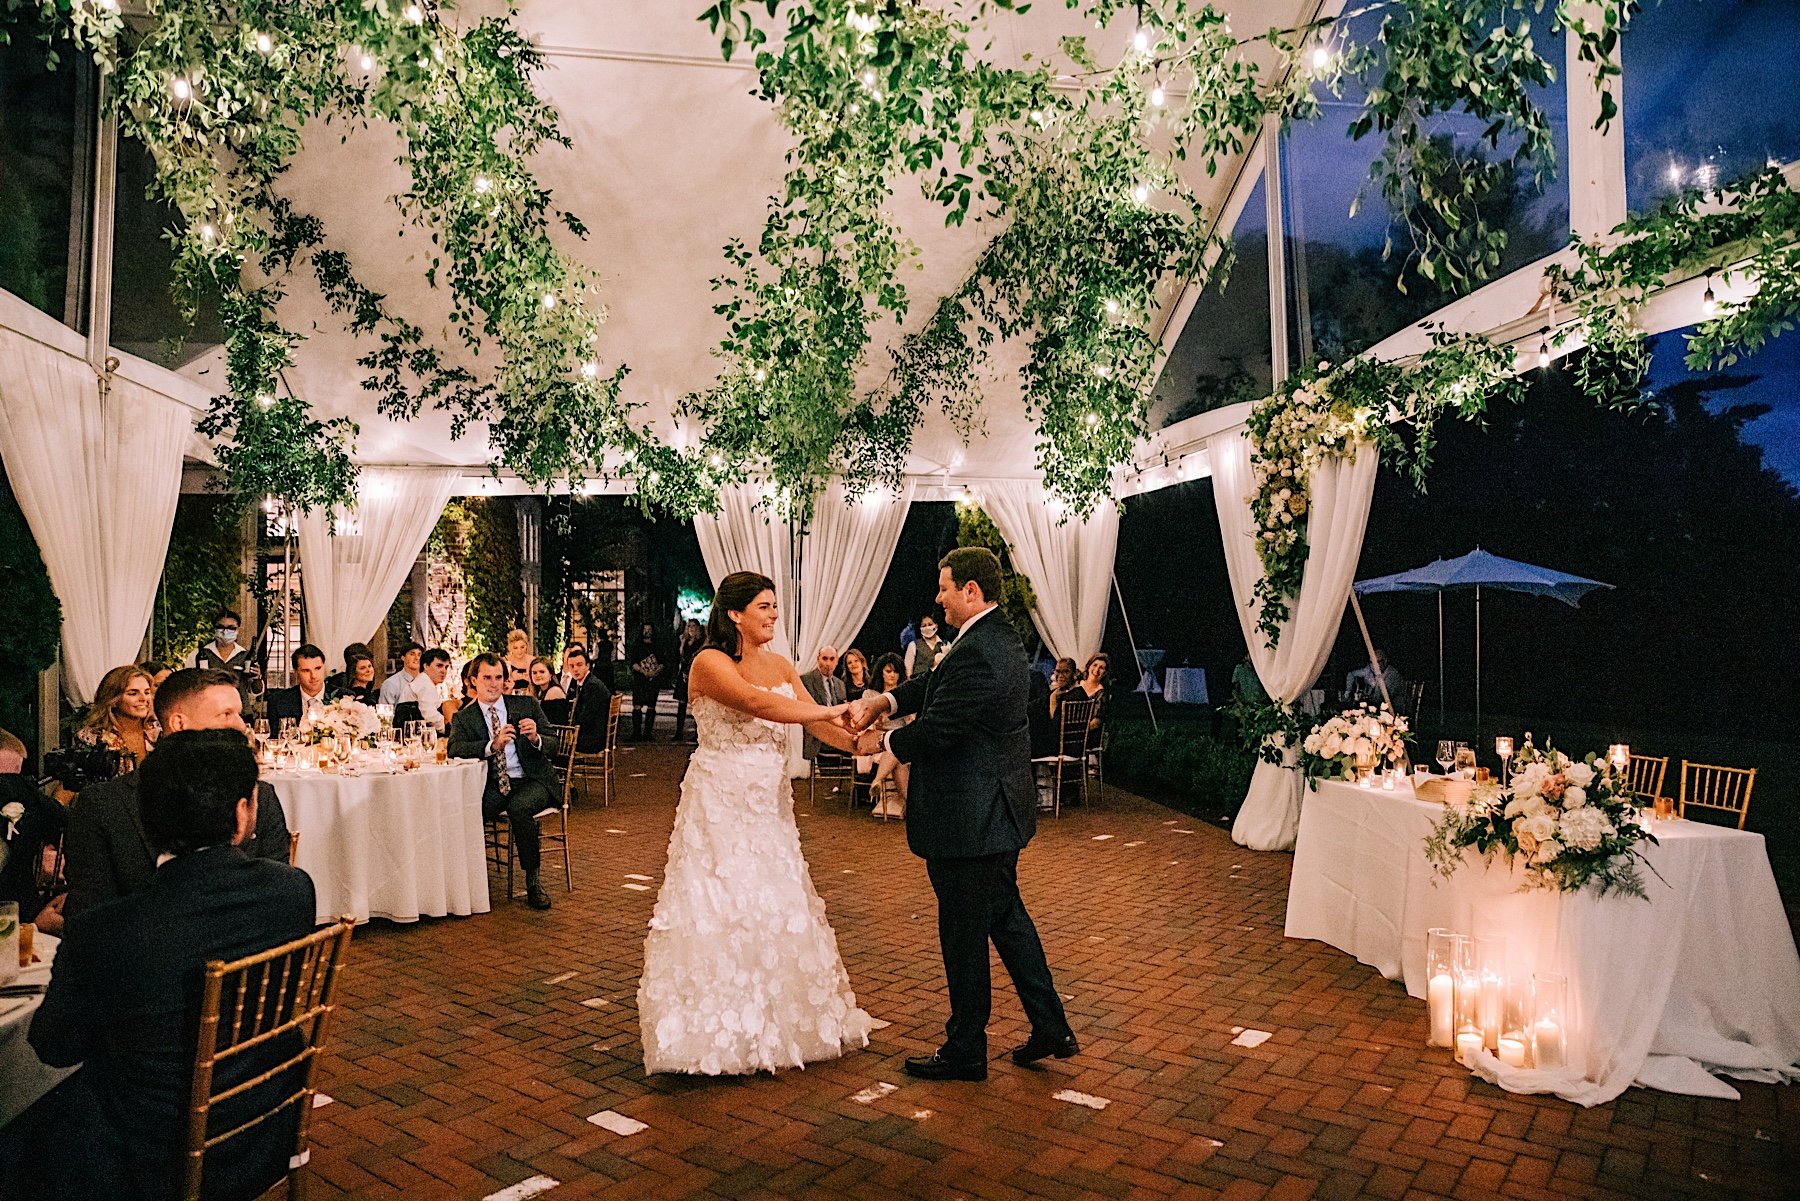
73;665;157;778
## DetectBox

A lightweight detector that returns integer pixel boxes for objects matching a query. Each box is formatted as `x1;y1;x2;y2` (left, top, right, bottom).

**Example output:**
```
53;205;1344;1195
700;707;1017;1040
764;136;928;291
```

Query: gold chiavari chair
1625;753;1669;807
568;694;625;806
178;916;356;1201
286;830;300;867
1678;761;1757;830
1033;696;1096;817
810;748;856;806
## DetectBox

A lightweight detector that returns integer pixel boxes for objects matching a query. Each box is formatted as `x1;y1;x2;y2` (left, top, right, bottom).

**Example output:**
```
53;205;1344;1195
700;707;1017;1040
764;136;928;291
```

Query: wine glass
332;733;353;769
1435;740;1456;776
1454;742;1477;779
279;718;297;743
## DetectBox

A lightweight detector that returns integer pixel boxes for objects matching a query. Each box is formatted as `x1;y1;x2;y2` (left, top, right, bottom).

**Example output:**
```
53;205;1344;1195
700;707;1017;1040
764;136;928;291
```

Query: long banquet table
268;759;490;925
1286;776;1800;1105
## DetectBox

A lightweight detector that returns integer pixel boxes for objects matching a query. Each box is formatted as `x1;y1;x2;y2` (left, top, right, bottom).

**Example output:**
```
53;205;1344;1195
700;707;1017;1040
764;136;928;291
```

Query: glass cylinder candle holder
1498;977;1532;1068
1532;973;1569;1071
1425;929;1461;1048
1474;934;1507;1050
1608;743;1629;772
1453;937;1482;1062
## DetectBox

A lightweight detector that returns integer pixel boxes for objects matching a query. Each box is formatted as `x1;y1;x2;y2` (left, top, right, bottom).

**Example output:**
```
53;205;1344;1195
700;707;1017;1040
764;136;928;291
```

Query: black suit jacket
28;846;315;1200
447;694;561;796
887;609;1036;860
0;774;65;919
65;773;292;920
564;676;613;754
263;687;328;728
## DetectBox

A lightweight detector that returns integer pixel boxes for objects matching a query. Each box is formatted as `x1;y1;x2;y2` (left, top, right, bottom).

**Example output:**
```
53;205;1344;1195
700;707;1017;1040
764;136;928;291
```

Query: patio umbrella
1352;548;1614;733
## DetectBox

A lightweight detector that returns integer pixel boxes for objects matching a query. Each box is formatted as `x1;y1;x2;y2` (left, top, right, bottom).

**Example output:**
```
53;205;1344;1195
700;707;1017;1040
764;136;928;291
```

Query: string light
1093;365;1112;378
1029;109;1045;125
1133;26;1152;53
1536;328;1551;370
97;0;119;10
358;50;375;70
1701;275;1718;318
171;76;193;102
1149;81;1166;107
403;3;424;24
647;470;661;486
753;367;767;383
1665;162;1682;185
473;174;492;195
200;222;217;243
580;360;599;379
254;32;273;54
541;292;557;310
861;69;877;88
1311;45;1330;69
1104;297;1121;317
709;453;724;469
1131;181;1152;204
256;392;275;409
1085;411;1100;426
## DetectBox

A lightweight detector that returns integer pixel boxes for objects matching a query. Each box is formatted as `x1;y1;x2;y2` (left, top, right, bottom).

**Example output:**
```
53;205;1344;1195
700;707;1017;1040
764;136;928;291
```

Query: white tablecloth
1162;667;1209;705
268;761;490;925
1287;777;1800;1105
0;933;72;1128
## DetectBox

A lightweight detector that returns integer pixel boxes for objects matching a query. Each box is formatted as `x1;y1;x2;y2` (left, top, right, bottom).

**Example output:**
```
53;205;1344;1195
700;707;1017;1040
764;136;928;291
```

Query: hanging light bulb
1701;275;1718;318
1029;109;1045;125
473;174;492;195
358;49;375;70
861;69;877;88
97;0;120;10
580;360;599;379
403;3;424;24
254;32;273;54
1536;329;1551;369
171;75;193;102
1093;364;1112;379
647;470;661;486
200;222;217;243
1104;297;1121;317
1311;44;1330;69
1665;162;1682;185
753;367;768;383
256;392;275;409
1149;81;1166;108
1131;181;1152;205
1133;26;1152;53
708;453;724;469
1085;411;1100;426
541;292;558;311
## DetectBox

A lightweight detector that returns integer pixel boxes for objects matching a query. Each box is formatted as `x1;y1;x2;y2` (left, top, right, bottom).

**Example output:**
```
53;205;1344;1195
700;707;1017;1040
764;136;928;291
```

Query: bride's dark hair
705;571;777;661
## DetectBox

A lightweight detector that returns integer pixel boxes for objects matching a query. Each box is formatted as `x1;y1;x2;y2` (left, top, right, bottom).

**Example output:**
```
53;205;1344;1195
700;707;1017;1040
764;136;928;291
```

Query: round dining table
265;759;490;925
0;933;71;1129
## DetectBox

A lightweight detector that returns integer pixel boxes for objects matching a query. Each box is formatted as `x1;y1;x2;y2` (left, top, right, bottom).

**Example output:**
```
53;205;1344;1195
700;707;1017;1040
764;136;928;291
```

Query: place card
850;1082;898;1104
483;1176;561;1201
1229;1029;1272;1048
1052;1089;1110;1111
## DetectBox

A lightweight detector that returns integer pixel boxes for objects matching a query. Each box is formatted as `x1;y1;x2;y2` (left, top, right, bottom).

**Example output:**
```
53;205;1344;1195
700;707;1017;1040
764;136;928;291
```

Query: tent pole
1347;590;1393;711
1437;590;1446;728
1110;573;1158;733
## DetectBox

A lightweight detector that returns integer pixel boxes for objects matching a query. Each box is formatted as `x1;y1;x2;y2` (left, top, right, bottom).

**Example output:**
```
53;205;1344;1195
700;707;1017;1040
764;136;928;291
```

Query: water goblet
1454;743;1477;779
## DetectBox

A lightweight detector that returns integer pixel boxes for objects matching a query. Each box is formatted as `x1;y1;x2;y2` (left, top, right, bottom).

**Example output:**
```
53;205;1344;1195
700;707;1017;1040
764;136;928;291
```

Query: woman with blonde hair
74;665;157;778
503;628;533;690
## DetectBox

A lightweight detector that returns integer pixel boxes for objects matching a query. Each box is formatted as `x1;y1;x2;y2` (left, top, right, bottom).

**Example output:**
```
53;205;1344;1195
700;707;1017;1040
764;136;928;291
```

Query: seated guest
1032;657;1078;758
328;643;380;705
64;669;292;921
1060;653;1111;734
842;648;871;697
563;646;612;753
73;665;158;779
264;645;329;728
799;645;846;763
378;642;424;707
866;653;911;818
410;648;454;731
0;728;64;926
557;642;587;693
527;657;568;723
1344;649;1406;708
448;654;560;910
503;628;534;691
904;615;948;681
3;730;314;1201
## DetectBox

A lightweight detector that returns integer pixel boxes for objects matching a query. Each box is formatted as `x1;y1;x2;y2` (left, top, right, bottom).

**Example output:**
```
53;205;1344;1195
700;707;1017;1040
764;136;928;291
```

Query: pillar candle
1533;1019;1566;1070
1497;1037;1527;1068
1456;1031;1484;1067
1428;974;1454;1047
1478;975;1502;1048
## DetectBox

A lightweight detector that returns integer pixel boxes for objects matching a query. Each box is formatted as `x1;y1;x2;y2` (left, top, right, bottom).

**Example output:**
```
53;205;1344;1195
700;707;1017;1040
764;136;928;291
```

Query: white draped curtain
693;484;799;659
296;468;460;670
983;480;1119;662
0;329;190;703
1210;428;1378;851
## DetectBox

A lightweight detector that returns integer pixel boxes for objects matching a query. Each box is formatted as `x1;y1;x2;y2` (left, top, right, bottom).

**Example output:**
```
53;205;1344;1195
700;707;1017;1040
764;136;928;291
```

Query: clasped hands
833;695;891;756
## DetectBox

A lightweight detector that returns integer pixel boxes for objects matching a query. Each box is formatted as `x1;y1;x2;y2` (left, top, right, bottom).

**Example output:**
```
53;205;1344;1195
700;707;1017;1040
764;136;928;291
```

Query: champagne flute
1436;739;1456;776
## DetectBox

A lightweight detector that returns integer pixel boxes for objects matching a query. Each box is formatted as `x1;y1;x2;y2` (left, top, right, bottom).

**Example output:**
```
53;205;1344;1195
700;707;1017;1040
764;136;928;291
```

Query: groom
849;547;1077;1081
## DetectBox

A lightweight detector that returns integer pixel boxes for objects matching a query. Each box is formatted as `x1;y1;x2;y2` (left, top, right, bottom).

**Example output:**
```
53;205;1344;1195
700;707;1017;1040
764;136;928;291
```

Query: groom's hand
853;728;884;756
845;695;886;732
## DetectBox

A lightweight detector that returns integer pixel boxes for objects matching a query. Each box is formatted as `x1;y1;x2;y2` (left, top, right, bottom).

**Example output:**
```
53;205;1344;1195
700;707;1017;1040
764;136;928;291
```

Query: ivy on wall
0;472;61;754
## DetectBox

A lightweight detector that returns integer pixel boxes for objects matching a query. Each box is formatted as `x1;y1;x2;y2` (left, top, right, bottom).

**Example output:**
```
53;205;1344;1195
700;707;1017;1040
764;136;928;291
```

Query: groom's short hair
940;547;1002;603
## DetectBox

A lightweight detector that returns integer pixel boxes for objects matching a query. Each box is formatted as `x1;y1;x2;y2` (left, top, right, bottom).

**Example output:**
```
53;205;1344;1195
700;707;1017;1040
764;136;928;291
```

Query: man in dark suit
2;730;315;1201
448;652;561;910
798;645;847;762
0;727;63;924
848;547;1076;1081
562;645;612;754
263;643;330;728
64;668;292;921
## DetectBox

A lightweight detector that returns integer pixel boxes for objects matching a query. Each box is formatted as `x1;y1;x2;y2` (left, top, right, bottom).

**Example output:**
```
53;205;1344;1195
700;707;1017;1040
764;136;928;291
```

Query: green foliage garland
0;474;61;754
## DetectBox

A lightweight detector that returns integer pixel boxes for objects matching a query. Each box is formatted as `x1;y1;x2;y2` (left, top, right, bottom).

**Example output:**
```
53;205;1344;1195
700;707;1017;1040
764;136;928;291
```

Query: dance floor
305;740;1798;1200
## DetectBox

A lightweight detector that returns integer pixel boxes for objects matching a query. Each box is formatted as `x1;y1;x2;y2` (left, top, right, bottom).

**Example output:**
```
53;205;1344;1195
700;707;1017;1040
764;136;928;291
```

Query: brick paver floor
305;742;1799;1199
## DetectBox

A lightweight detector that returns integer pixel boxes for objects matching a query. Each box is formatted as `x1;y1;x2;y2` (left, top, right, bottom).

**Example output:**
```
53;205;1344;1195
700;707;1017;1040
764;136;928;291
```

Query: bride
638;571;875;1075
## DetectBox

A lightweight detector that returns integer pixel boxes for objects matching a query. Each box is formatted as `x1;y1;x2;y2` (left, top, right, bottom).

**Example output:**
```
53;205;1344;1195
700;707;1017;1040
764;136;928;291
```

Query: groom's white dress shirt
878;604;996;753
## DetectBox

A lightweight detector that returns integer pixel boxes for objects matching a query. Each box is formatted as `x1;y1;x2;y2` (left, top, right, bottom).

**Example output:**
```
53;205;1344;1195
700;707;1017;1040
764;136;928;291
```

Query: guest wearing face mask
904;615;949;682
186;608;263;710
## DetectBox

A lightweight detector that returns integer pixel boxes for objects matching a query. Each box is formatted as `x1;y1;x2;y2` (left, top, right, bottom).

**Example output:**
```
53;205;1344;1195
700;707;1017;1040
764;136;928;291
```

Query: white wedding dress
638;683;872;1075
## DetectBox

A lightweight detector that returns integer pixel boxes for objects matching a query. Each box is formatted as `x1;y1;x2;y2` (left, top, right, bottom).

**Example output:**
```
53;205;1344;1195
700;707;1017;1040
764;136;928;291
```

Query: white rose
1532;838;1563;865
1517;813;1558;843
1302;733;1321;754
1564;762;1595;788
1322;733;1343;757
1563;785;1587;809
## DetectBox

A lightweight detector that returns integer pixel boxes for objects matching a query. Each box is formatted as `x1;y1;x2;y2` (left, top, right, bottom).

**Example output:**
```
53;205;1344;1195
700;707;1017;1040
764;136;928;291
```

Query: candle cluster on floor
1426;928;1568;1072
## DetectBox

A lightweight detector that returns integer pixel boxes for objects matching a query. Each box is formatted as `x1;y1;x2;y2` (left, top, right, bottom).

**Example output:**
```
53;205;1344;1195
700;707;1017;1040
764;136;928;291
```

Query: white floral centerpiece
1299;702;1411;786
300;698;381;746
1424;737;1659;898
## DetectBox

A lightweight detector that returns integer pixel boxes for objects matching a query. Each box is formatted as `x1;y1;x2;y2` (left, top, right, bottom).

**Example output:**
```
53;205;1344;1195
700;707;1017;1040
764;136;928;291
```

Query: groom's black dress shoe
903;1053;988;1082
1011;1031;1079;1067
526;883;554;910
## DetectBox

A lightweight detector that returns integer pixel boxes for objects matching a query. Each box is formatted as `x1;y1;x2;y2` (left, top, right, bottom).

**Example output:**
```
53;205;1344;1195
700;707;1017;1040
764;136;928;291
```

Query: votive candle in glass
1425;929;1460;1048
1532;973;1569;1071
1474;934;1506;1049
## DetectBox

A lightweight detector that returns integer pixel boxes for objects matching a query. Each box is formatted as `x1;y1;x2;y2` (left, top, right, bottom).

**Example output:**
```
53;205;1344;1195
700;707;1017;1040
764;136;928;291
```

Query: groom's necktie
483;704;512;796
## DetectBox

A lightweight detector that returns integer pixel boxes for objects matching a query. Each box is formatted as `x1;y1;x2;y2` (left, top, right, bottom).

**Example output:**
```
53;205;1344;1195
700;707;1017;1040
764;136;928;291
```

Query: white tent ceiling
172;0;1312;492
